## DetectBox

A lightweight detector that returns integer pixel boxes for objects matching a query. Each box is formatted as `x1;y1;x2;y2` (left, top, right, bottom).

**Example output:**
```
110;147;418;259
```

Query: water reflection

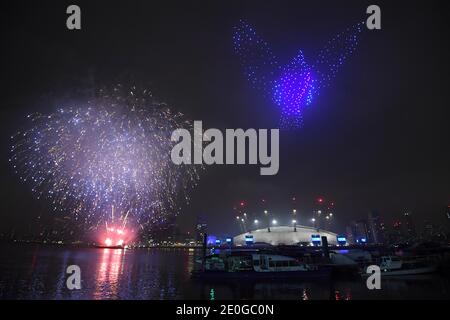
301;288;309;300
0;243;449;300
334;289;352;301
94;249;125;299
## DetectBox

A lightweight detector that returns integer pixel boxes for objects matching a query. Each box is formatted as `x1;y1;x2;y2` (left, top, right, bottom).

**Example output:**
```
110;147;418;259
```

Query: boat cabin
204;253;312;272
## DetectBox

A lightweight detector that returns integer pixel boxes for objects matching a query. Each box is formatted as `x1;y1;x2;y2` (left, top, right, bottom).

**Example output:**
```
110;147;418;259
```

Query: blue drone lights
233;19;364;129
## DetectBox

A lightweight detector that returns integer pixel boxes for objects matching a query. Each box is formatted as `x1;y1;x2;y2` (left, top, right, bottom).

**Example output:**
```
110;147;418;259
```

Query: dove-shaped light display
233;19;364;128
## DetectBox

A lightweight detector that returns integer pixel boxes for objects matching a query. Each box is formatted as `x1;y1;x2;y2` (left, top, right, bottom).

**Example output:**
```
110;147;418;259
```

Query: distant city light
206;235;217;245
292;220;297;224
254;219;259;224
272;219;277;225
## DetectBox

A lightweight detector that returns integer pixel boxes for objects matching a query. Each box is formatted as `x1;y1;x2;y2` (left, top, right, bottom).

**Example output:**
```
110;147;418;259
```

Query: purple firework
10;85;202;231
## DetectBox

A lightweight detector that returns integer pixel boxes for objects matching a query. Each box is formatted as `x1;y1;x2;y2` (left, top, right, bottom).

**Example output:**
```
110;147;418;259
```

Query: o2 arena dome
233;225;338;246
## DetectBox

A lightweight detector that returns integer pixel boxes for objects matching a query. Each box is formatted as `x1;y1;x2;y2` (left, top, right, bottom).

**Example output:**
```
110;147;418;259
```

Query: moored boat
192;253;331;280
363;255;436;276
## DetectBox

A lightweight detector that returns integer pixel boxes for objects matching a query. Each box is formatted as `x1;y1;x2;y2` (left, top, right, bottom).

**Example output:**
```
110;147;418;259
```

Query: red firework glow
99;227;133;248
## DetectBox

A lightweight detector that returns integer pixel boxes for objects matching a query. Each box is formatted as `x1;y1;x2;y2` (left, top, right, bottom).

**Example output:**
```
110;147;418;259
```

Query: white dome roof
233;225;338;246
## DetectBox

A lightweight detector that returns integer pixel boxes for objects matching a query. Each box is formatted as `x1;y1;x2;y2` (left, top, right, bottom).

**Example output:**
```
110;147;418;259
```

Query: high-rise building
345;226;354;244
368;211;385;244
349;220;369;243
196;216;207;243
402;212;416;238
388;220;404;244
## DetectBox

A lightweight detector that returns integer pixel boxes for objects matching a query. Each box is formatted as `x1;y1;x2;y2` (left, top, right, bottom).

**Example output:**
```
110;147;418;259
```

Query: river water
0;243;449;300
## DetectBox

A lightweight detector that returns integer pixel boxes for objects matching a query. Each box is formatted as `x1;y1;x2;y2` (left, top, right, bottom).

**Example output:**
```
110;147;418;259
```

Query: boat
338;249;372;266
326;251;361;276
192;253;331;280
363;256;436;276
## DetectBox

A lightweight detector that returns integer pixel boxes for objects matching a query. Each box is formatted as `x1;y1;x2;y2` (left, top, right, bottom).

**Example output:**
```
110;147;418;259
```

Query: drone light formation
10;85;202;232
274;51;314;128
233;19;364;128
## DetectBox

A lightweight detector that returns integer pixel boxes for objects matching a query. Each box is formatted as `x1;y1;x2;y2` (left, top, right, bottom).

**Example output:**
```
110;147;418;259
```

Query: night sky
1;0;449;236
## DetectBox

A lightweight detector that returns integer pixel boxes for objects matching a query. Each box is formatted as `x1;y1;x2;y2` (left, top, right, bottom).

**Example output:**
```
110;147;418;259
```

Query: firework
233;19;364;128
10;85;202;232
